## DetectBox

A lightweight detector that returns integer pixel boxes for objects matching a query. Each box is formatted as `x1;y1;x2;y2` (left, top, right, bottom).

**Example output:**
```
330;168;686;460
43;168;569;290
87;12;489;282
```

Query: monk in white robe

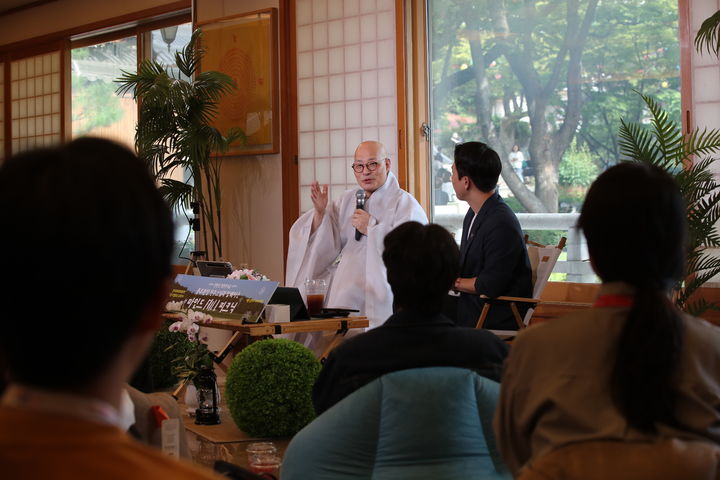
286;141;428;348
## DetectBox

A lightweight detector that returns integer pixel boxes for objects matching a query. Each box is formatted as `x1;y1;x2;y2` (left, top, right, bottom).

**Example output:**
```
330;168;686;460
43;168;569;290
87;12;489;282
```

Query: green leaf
621;92;720;317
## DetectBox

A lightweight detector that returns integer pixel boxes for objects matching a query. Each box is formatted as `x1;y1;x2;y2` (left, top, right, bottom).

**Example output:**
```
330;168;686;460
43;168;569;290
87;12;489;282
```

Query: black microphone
355;189;366;241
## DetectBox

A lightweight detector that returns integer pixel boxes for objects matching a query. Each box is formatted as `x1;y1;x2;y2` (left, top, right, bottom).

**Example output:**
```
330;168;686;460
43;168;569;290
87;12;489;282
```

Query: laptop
196;260;234;278
268;287;311;321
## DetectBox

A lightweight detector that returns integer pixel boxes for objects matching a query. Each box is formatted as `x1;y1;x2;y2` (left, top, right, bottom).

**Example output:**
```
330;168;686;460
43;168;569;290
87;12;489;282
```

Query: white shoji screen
296;0;398;212
11;52;61;155
691;0;720;136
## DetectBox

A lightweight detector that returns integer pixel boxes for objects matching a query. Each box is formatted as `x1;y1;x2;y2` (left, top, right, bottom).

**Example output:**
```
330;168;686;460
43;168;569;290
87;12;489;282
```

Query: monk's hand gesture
311;181;329;214
310;181;329;233
352;209;370;236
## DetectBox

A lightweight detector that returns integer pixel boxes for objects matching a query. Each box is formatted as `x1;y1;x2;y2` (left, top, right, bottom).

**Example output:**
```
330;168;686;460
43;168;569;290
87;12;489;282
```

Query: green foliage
619;93;720;316
523;230;564;248
171;340;214;386
559;142;600;187
145;320;196;389
695;9;720;58
72;74;123;135
428;0;680;212
503;196;527;213
225;339;321;438
115;30;245;260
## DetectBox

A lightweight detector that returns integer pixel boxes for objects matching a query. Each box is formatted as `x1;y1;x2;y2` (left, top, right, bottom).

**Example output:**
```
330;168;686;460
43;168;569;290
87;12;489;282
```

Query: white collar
1;384;134;429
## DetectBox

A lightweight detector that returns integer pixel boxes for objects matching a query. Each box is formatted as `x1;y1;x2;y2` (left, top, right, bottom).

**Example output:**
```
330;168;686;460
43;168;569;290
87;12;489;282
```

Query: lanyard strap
593;294;634;308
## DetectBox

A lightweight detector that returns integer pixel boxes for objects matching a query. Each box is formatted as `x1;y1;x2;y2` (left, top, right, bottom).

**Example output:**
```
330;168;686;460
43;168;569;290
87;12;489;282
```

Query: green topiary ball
225;338;321;438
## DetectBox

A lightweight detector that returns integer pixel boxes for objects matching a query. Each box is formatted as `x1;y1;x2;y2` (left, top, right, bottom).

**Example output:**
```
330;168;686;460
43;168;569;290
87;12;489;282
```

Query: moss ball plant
225;338;321;438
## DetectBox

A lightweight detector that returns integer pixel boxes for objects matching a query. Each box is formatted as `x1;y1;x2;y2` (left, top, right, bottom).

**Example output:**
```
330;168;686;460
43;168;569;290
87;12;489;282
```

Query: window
71;36;137;147
426;0;680;282
70;20;193;263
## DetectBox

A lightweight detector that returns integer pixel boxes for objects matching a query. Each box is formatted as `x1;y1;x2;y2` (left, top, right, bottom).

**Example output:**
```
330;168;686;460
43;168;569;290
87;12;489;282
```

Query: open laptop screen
196;260;234;278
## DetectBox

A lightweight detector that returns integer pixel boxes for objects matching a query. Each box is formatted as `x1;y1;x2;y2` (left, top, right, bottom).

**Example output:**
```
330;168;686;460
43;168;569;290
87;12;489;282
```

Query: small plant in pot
165;306;221;425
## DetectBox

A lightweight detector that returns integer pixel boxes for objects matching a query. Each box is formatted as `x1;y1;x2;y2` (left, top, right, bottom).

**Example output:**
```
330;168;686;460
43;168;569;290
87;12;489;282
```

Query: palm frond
114;28;246;259
158;179;194;213
694;9;720;58
622;93;720;316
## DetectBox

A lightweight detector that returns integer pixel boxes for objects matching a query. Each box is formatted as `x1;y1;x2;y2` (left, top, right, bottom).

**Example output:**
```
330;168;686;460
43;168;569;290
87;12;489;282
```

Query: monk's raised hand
310;181;329;214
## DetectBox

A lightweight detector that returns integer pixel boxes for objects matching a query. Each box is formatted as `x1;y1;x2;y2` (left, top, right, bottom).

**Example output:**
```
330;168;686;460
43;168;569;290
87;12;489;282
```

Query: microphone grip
355;198;364;241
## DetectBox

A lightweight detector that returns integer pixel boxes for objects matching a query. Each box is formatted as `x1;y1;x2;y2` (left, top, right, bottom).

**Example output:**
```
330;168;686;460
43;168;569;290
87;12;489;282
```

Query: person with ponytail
493;162;720;476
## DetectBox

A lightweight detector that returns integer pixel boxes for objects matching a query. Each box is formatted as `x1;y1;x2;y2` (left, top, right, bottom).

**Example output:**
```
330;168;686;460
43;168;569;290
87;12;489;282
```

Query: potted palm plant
619;93;720;316
116;30;244;260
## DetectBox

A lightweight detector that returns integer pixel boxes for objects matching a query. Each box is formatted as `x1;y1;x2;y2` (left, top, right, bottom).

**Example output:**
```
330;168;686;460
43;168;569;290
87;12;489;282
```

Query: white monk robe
286;172;427;348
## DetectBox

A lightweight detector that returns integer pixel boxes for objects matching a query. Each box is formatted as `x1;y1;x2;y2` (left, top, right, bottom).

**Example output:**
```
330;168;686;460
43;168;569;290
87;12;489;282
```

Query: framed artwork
198;8;279;155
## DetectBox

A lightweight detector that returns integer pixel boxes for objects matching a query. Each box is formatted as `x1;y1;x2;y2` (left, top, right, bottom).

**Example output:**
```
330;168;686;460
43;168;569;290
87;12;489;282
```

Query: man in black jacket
312;221;508;415
450;142;532;330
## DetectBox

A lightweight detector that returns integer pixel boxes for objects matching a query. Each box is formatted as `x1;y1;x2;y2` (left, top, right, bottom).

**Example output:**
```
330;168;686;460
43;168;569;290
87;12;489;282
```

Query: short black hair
453;141;501;193
0;137;174;390
382;222;459;313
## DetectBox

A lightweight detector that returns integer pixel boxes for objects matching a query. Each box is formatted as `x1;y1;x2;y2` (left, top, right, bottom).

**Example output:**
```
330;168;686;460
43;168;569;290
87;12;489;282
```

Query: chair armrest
490;296;542;305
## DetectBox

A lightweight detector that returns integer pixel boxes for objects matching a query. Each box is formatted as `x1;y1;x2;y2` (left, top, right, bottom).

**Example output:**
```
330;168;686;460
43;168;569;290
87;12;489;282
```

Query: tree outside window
429;0;680;226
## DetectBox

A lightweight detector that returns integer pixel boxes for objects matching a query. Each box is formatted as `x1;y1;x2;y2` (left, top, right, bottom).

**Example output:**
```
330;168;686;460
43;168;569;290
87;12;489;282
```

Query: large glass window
427;0;680;281
71;36;137;148
70;21;194;263
148;23;195;261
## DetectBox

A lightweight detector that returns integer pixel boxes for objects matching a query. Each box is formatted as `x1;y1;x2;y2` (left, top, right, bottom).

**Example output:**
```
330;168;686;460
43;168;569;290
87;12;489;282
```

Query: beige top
494;282;720;476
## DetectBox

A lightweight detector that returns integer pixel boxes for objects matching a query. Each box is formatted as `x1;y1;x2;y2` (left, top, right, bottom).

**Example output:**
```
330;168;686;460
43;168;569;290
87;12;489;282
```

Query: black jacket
312;310;509;415
455;192;532;330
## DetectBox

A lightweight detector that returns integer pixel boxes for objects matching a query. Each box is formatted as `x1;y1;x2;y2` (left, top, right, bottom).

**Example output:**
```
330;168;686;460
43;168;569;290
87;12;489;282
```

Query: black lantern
194;368;221;425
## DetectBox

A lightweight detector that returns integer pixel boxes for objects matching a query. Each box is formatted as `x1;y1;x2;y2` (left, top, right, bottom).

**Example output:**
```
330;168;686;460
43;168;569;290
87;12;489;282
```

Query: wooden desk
165;315;368;398
164;314;368;361
207;316;369;365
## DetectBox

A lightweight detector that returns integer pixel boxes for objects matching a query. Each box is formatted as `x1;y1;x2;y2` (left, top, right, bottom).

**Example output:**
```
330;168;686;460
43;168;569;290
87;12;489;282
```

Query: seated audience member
312;221;509;415
494;162;720;476
0;138;222;479
451;141;532;329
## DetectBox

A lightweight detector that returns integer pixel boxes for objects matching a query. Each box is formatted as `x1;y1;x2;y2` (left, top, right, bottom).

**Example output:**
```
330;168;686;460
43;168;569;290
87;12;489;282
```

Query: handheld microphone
355;190;366;241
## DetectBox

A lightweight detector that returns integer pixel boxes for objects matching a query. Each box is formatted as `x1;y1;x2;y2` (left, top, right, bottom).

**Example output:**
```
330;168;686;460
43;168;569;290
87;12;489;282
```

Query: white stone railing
433;210;596;283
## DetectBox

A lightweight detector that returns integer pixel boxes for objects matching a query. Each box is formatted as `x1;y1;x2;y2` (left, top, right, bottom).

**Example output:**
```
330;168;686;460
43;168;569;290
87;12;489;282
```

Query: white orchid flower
165;301;183;311
168;321;183;332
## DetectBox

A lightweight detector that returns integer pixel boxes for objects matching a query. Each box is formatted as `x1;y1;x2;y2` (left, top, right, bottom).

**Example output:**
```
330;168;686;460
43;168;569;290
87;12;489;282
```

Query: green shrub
225;339;321;438
559;141;599;187
130;320;195;392
523;229;564;247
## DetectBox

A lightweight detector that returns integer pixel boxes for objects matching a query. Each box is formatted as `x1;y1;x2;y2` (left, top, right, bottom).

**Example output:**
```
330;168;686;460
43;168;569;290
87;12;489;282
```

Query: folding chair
476;236;566;338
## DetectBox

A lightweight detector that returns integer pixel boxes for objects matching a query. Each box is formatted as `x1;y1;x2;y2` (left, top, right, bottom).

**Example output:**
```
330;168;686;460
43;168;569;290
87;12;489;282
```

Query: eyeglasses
351;161;382;173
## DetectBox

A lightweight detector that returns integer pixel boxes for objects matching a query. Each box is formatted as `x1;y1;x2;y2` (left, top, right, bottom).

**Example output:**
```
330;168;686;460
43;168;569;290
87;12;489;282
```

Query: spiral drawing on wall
217;47;255;133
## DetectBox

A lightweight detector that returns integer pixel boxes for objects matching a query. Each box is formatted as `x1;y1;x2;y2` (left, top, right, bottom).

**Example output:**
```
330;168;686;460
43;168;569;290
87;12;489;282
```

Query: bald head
352;141;391;194
354;141;387;160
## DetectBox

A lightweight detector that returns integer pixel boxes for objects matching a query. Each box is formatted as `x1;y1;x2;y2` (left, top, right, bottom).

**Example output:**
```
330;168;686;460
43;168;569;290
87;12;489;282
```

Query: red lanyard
593;294;634;308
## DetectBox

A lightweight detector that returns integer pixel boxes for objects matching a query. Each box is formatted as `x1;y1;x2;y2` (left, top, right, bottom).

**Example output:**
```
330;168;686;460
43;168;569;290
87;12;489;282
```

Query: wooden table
207;316;369;363
164;313;368;362
166;314;368;399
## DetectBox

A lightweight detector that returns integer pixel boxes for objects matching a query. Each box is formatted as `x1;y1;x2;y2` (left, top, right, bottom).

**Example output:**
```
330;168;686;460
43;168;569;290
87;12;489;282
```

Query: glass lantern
194;367;221;425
